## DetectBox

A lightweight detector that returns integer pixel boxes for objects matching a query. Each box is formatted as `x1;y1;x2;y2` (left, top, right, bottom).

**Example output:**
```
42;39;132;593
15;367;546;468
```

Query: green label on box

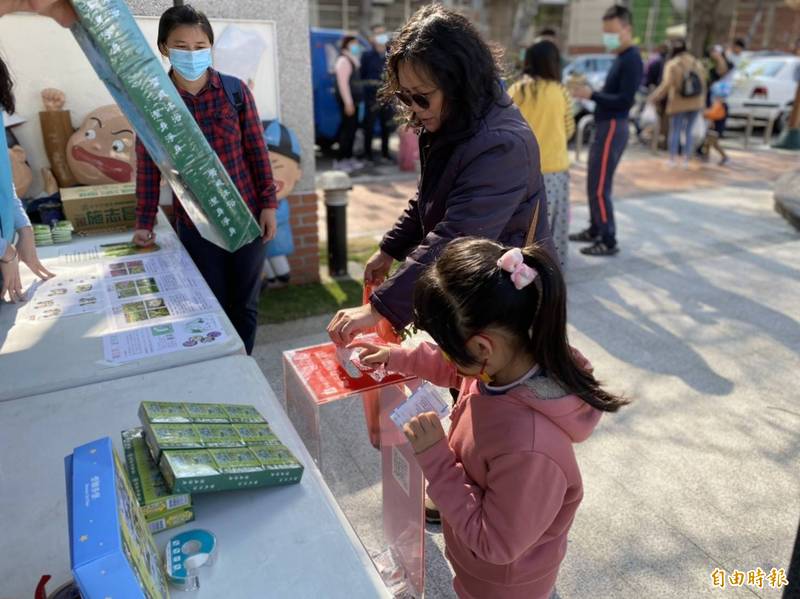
122;428;192;519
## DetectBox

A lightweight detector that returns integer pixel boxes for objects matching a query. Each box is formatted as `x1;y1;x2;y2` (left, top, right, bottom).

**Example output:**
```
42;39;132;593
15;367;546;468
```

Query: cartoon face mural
66;105;136;185
269;152;302;200
262;119;302;200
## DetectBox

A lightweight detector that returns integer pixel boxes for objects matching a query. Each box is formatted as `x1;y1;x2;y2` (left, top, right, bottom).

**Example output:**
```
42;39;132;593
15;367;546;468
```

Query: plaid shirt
135;69;277;231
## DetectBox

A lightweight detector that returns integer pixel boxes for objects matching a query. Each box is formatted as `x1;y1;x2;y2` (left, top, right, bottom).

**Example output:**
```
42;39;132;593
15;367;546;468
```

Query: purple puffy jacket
371;95;554;329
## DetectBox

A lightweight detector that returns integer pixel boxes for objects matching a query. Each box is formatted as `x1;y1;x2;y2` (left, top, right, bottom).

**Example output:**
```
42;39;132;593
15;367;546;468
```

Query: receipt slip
390;382;451;429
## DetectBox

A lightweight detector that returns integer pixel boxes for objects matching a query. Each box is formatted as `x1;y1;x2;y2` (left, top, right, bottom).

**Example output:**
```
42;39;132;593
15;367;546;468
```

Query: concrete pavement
255;180;799;597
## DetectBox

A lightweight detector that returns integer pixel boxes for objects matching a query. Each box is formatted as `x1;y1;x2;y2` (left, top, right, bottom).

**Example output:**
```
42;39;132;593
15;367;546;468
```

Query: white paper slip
390;382;451;429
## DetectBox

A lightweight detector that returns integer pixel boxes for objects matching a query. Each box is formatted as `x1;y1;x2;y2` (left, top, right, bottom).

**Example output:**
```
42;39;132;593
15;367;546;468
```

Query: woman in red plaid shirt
132;5;277;355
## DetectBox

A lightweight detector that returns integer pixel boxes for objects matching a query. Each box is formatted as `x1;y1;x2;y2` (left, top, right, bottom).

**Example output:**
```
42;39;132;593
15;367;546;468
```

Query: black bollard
326;200;348;277
319;171;352;278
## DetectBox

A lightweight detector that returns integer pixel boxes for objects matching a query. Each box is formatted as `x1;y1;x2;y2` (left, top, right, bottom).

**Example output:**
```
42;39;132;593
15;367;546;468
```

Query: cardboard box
60;183;137;233
159;446;304;494
66;437;170;599
122;428;191;519
146;506;195;535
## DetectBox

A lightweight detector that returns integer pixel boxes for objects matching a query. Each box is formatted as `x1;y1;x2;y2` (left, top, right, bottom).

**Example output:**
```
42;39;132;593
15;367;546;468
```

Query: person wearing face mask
327;5;553;348
132;4;278;355
360;25;393;165
333;35;365;173
569;4;643;257
0;0;72;302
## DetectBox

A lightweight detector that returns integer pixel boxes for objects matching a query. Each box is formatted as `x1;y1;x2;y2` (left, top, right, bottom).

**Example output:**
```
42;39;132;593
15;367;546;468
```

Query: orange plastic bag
704;100;726;122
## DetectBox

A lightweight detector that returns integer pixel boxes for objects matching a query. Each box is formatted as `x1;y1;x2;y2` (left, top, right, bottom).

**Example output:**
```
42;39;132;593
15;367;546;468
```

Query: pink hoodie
388;343;602;599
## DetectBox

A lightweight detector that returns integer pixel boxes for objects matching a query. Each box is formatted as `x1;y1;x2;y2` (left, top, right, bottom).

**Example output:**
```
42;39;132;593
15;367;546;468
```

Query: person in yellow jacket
509;41;574;267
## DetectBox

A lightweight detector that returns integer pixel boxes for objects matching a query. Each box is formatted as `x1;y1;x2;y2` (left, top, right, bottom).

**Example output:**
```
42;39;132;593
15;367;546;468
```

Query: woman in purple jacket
328;5;552;344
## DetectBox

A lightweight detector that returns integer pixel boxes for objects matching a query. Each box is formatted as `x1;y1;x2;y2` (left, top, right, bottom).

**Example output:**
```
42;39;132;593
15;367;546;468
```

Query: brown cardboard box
60;183;137;233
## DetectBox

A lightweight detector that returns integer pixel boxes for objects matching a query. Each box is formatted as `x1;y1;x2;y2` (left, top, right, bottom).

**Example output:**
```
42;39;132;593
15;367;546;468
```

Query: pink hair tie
497;248;537;290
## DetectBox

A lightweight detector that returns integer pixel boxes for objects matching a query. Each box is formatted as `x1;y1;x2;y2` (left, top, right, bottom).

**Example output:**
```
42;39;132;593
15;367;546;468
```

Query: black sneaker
569;229;599;243
580;241;619;256
425;496;441;525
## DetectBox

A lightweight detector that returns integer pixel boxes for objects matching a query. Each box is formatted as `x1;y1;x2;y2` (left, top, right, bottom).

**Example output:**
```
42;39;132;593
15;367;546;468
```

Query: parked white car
727;55;799;132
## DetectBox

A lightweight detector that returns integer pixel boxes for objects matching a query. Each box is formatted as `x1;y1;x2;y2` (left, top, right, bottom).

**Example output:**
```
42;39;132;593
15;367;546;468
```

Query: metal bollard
319;170;352;278
744;113;754;149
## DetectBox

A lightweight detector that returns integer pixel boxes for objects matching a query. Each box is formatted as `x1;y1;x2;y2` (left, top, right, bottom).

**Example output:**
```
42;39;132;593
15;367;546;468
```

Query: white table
0;214;244;402
0;355;390;599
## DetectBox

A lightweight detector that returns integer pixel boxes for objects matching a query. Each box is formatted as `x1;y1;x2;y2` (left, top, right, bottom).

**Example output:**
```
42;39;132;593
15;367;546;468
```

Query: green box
159;447;304;494
146;506;195;535
122;428;192;519
139;401;267;425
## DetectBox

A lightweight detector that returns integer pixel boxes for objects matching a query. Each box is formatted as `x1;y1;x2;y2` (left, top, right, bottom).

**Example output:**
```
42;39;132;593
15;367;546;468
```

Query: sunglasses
394;90;435;110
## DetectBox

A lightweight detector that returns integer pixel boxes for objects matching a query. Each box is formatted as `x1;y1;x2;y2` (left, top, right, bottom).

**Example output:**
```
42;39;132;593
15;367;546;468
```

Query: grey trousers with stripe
586;117;628;247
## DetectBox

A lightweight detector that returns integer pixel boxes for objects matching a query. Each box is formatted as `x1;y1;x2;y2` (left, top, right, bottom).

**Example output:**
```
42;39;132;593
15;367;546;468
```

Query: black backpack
680;67;703;98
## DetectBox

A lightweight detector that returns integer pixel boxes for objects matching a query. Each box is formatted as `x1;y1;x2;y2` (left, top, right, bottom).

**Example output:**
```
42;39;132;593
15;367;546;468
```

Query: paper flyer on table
103;313;228;364
17;266;107;322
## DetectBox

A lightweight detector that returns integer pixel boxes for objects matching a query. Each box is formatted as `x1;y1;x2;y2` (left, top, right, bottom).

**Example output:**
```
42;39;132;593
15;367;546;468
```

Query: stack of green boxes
138;401;304;495
122;428;194;535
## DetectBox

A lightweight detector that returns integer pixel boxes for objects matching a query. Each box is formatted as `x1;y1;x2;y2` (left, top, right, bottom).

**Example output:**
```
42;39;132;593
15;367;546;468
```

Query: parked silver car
727;55;800;133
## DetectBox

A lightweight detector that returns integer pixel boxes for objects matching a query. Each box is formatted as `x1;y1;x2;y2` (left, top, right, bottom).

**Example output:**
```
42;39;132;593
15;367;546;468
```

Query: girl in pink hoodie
353;238;628;599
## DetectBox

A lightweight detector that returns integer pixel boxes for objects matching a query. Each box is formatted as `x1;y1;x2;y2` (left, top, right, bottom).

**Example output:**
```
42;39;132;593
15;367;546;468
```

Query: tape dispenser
165;529;217;591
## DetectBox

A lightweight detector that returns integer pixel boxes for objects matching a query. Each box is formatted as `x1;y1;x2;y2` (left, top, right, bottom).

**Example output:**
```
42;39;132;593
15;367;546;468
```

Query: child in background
352;237;628;599
509;41;574;268
702;79;731;166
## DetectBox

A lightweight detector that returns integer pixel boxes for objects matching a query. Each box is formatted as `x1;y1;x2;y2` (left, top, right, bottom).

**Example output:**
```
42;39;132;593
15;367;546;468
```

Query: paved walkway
262;150;799;598
317;146;800;243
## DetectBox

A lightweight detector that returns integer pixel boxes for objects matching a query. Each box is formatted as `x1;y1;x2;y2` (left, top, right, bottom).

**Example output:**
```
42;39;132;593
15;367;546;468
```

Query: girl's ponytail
522;244;629;413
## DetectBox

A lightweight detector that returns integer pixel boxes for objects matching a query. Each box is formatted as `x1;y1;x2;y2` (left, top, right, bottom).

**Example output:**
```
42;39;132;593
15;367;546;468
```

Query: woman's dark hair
0;55;14;114
412;237;629;413
670;38;688;59
380;4;504;132
157;4;214;53
340;35;357;51
523;41;561;82
517;41;562;102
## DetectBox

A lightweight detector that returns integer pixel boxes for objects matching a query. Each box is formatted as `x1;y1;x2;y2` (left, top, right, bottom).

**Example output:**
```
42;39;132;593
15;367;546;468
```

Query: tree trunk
511;0;539;50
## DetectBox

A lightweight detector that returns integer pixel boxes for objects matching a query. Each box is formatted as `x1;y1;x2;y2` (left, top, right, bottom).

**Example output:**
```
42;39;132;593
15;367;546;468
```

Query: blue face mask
602;33;621;52
348;43;362;57
375;34;389;46
169;48;212;81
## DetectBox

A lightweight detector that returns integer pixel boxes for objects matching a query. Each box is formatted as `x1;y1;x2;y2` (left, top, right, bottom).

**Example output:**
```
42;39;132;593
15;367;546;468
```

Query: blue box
66;437;170;599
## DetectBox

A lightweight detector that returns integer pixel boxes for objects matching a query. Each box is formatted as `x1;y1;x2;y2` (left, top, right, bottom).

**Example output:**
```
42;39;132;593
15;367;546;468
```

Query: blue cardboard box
66;437;170;599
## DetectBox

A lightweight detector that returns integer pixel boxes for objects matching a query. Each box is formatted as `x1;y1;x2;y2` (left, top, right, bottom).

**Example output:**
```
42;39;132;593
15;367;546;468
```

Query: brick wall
287;192;320;285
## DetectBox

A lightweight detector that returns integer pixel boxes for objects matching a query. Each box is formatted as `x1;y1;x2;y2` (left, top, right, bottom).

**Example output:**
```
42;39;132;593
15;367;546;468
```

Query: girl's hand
403;412;446;455
327;303;380;346
345;102;356;117
259;208;277;243
346;340;390;366
0;247;24;303
16;227;54;281
132;229;156;247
